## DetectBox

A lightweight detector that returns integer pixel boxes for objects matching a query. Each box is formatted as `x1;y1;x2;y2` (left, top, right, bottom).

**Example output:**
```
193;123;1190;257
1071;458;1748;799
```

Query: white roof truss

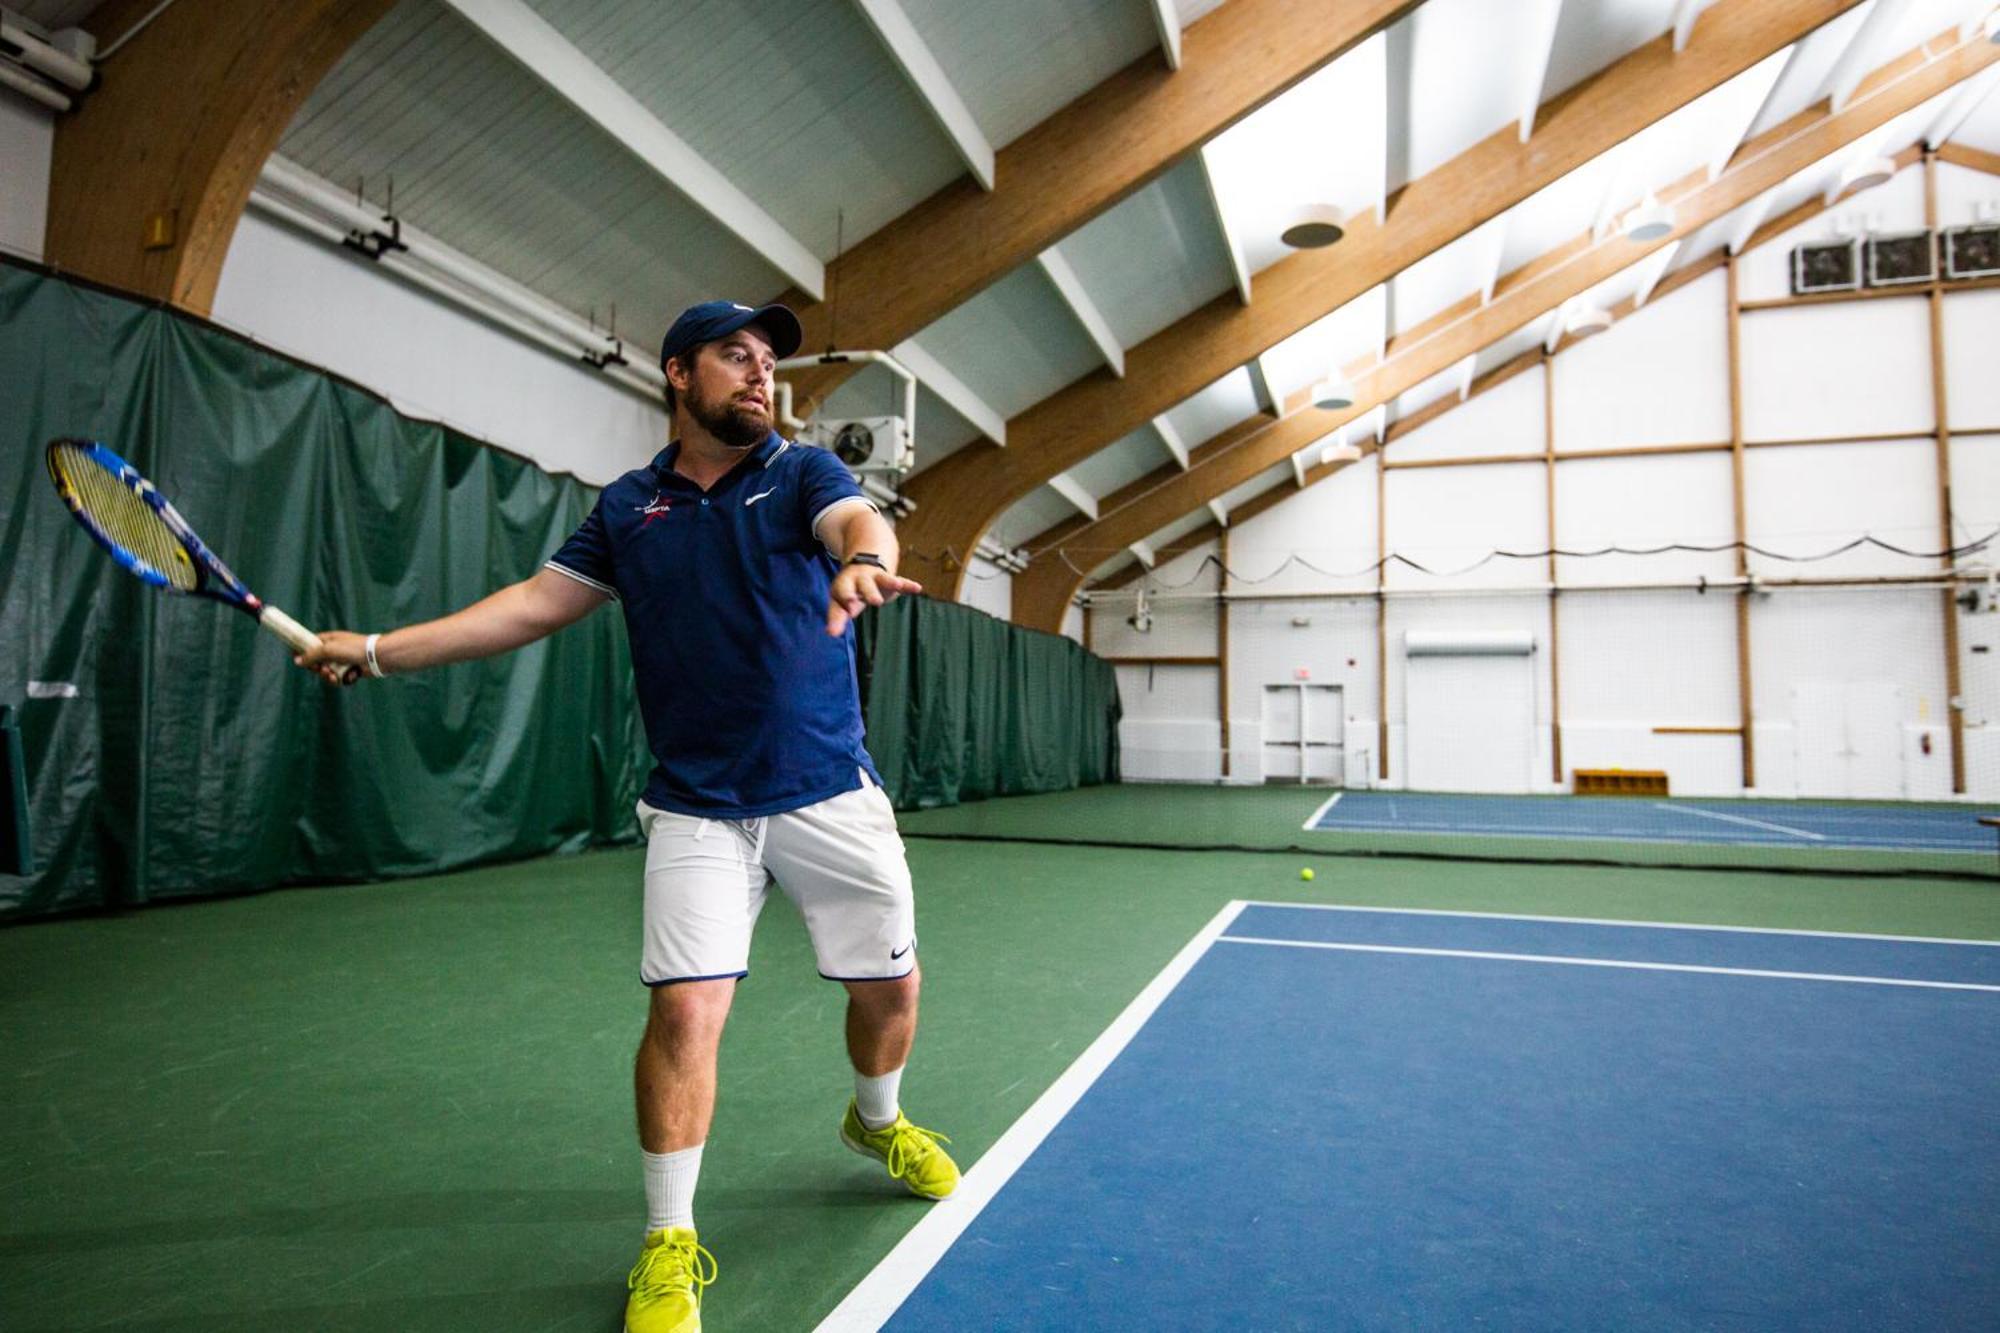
1479;216;1509;305
1047;472;1100;521
441;0;825;298
1820;0;1915;115
1290;449;1310;488
1517;0;1567;143
1146;0;1182;71
1129;539;1156;569
849;0;996;190
1925;64;2000;147
1709;48;1795;180
891;339;1008;444
1728;187;1779;254
1037;248;1125;376
1455;353;1478;402
1206;499;1229;528
1673;0;1718;53
1632;240;1682;308
1247;353;1280;415
1153;414;1190;470
1195;145;1252;304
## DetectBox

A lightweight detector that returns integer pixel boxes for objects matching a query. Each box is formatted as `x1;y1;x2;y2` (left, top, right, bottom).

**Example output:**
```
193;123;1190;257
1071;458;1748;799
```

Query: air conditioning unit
1791;238;1860;294
803;415;912;477
1865;229;1935;287
1942;224;2000;280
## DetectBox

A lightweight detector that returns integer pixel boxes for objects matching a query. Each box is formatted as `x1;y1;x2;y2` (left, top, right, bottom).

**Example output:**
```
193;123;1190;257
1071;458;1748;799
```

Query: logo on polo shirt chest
637;491;672;527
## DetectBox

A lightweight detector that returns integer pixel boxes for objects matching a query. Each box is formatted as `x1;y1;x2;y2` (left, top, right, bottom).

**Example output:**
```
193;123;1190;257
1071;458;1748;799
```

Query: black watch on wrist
846;552;889;571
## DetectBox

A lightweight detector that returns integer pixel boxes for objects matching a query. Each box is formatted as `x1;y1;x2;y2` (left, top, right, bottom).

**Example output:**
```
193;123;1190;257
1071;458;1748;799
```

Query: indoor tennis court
6;2;2000;1331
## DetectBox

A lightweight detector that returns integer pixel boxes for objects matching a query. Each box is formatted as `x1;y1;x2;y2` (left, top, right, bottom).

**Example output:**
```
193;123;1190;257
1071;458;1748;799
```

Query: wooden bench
1573;769;1670;797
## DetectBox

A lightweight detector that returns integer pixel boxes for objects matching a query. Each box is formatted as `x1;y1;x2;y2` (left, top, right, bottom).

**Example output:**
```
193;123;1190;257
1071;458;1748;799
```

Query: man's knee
642;977;735;1051
846;965;920;1018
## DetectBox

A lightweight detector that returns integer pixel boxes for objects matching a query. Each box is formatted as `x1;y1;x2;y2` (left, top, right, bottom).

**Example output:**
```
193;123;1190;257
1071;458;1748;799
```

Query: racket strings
51;444;197;592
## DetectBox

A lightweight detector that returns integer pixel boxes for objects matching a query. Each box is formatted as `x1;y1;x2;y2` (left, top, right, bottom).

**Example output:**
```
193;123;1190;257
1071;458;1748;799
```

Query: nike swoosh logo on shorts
891;942;913;960
745;488;777;506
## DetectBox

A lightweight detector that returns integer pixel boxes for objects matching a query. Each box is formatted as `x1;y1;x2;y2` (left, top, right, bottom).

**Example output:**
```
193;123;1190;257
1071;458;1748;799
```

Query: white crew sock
643;1144;703;1234
854;1067;904;1129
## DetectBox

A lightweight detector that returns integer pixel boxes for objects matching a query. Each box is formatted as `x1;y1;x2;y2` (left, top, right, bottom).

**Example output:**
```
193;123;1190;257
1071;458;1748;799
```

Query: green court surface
5;795;1998;1331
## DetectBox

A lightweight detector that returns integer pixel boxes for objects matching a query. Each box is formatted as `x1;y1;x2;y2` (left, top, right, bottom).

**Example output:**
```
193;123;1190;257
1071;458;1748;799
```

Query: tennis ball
1299;867;1315;881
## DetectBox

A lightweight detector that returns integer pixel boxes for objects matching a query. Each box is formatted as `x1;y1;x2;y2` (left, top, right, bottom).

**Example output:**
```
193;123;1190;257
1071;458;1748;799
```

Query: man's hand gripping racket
44;438;360;686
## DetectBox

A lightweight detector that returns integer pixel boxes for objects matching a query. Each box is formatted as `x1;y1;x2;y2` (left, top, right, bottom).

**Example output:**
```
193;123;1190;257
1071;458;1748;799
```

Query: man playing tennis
298;299;957;1333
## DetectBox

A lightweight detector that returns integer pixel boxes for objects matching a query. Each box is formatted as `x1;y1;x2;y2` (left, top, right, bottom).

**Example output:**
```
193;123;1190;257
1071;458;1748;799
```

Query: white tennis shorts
635;775;916;986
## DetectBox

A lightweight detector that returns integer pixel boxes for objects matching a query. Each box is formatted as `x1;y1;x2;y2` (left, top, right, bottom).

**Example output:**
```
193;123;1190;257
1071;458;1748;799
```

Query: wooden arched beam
45;0;394;314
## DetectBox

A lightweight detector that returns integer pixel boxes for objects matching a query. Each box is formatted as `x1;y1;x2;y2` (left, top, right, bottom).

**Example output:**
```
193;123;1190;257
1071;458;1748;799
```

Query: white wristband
363;633;387;679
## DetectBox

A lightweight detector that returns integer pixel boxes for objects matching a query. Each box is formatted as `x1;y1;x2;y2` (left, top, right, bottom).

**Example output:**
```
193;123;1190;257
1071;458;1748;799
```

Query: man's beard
686;380;771;451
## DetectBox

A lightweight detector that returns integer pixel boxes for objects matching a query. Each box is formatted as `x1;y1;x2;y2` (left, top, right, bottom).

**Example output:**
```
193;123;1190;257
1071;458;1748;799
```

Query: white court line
1235;900;2000;948
1656;801;1825;841
1216;935;2000;992
1301;790;1344;830
814;900;1250;1331
1294;816;1980;853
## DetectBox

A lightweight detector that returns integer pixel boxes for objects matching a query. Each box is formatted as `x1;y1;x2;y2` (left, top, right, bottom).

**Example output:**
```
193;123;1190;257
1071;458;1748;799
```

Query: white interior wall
1098;542;1220;779
211;213;665;484
958;557;1012;620
1192;207;2000;800
0;94;54;261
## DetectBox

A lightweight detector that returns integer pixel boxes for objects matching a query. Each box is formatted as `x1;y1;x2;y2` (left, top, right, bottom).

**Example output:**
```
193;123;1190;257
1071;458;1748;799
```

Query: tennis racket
45;438;351;677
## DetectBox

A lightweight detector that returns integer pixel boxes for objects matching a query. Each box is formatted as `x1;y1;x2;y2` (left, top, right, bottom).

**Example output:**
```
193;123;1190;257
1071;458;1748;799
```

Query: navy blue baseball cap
659;300;803;371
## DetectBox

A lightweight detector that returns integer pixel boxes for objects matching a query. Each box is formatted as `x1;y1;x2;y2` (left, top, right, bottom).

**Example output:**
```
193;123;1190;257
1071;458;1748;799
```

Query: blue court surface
1306;791;1994;854
821;904;2000;1331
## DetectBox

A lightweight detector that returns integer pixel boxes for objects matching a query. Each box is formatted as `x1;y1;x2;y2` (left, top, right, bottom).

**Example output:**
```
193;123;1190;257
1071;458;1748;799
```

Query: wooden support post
1923;149;1969;793
1726;257;1757;790
1217;525;1231;779
1376;450;1390;782
1543;351;1564;787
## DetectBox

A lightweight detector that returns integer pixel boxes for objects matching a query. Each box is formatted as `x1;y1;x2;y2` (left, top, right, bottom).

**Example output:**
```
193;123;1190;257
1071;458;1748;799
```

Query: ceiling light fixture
1621;193;1675;242
1281;203;1345;249
1565;306;1613;339
1837;154;1897;197
1310;376;1356;410
1320;439;1362;465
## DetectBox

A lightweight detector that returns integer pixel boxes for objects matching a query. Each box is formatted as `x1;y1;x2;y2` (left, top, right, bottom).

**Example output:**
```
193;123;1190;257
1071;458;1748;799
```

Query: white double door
1261;684;1345;784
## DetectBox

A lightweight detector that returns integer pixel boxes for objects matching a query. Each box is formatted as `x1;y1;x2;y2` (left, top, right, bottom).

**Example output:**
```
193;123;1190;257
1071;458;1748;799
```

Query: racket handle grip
257;604;321;656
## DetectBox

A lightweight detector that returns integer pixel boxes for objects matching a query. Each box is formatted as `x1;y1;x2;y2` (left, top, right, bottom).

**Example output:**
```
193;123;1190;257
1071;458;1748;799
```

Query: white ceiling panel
895;0;1157;149
1589;53;1792;228
1390;0;1526;189
1747;3;1881;138
518;0;964;259
1164;368;1263;448
1204;33;1389;277
1495;147;1622;274
989;488;1083;550
1957;78;2000;153
1390;218;1505;336
907;264;1106;417
1055;157;1237;348
1260;288;1390;404
284;2;783;350
1139;508;1220;552
1066;426;1177;499
1215;464;1292;516
1541;0;1678;105
1395;363;1465;420
1476;317;1555;378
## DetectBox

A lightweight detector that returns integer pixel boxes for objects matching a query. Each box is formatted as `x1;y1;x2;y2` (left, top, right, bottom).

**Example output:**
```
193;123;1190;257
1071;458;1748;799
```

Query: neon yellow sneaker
625;1226;715;1333
839;1099;960;1199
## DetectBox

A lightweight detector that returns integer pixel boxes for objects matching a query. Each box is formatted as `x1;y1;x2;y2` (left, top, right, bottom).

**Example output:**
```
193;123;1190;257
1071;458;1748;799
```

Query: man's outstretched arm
822;504;922;637
295;566;610;684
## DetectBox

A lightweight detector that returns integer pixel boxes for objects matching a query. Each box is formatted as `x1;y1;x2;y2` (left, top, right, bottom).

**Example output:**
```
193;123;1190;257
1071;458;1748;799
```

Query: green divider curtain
1;263;1122;920
0;263;651;919
857;595;1121;809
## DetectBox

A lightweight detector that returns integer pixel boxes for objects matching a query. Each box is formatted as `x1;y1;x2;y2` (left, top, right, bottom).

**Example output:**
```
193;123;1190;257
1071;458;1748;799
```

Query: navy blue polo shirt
545;432;882;819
